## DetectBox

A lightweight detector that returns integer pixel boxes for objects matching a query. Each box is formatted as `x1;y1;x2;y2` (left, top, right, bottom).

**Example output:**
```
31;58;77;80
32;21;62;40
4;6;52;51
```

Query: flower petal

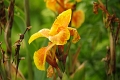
49;29;70;45
47;65;54;78
68;27;80;43
28;29;50;44
33;43;55;70
72;10;85;28
49;9;72;35
46;0;57;12
34;47;47;70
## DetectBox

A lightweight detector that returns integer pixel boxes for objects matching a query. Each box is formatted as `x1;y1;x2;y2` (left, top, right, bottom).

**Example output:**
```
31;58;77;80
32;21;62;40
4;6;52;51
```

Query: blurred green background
0;0;120;80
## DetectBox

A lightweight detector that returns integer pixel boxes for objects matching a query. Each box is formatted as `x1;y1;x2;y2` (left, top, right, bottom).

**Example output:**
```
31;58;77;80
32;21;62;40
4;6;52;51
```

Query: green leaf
62;73;69;80
70;62;85;80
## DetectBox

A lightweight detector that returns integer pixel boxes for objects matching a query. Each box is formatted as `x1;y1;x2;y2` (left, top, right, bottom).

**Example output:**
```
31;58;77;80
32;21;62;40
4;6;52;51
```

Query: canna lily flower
29;9;80;45
28;9;80;71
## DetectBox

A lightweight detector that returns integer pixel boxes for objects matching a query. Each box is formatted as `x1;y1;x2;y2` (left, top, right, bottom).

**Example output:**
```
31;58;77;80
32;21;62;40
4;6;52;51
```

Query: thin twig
14;27;30;80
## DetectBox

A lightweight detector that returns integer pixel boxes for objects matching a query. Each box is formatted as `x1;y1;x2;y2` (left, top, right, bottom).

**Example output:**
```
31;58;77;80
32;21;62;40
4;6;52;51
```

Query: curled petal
72;10;85;28
33;43;55;70
50;9;72;35
49;29;70;45
28;29;50;44
68;27;80;43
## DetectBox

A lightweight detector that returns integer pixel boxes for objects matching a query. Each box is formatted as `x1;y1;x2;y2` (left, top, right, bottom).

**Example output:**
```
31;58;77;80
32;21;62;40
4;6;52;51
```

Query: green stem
24;0;34;80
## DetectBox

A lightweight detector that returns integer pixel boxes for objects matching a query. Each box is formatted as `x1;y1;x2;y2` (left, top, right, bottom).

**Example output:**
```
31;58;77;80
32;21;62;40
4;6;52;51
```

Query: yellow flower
29;9;80;70
29;9;80;45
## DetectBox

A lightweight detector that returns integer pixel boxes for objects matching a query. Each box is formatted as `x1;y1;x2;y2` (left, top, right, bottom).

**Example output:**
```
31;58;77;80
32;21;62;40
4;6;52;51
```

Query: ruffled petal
68;27;80;43
49;29;70;45
49;9;72;35
28;29;50;44
72;10;85;28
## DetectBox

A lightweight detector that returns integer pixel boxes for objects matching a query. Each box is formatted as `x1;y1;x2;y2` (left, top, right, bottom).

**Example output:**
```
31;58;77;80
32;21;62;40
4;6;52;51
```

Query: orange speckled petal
72;10;85;28
68;27;80;43
33;43;55;70
28;29;50;44
33;47;47;70
50;9;72;35
49;29;70;45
